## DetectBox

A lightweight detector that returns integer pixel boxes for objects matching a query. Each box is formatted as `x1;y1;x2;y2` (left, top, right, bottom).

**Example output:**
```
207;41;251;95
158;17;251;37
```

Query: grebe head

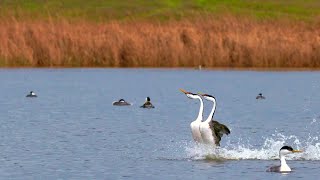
199;93;216;101
119;99;125;102
259;93;262;96
279;146;302;157
179;89;199;99
146;97;151;102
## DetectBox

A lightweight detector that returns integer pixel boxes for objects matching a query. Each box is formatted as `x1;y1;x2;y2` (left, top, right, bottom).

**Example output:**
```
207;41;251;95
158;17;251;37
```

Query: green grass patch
0;0;319;21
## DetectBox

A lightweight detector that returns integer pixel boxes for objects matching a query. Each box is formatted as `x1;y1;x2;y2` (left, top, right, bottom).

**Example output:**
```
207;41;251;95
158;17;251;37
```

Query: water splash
183;133;320;161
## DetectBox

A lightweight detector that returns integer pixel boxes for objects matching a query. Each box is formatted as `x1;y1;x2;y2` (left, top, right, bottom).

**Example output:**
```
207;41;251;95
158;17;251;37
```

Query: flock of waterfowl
112;97;155;108
26;91;155;108
26;89;302;173
179;89;302;173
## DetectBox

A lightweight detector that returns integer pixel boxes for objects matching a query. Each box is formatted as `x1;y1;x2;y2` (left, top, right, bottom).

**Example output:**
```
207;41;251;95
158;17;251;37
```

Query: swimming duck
112;99;131;106
26;91;37;98
140;97;155;108
256;93;265;99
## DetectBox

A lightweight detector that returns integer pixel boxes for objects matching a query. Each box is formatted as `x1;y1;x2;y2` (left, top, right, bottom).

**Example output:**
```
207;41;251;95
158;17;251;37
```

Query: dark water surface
0;68;319;179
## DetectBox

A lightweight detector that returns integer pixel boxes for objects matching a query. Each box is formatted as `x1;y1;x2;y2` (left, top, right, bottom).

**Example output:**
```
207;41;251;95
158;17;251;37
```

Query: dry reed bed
0;17;319;67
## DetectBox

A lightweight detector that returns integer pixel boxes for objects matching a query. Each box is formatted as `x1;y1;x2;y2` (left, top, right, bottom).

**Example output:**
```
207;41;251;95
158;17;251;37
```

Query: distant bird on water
26;91;37;98
267;146;302;173
140;97;155;108
256;93;265;99
112;99;131;106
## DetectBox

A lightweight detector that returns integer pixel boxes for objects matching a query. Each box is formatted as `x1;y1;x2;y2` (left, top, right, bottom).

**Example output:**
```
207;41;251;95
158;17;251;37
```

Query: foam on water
183;132;320;161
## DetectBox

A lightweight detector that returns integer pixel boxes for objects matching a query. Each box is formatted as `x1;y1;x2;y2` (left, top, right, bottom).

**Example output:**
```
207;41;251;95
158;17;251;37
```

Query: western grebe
267;146;302;173
140;97;155;108
199;93;230;146
180;89;203;143
26;91;37;97
256;93;265;99
112;99;131;106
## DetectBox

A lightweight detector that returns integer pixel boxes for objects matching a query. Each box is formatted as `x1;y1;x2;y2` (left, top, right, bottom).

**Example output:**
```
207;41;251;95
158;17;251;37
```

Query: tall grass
0;16;319;68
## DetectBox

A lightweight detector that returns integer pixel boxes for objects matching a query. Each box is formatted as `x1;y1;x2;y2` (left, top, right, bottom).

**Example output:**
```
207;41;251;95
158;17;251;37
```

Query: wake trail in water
174;132;320;161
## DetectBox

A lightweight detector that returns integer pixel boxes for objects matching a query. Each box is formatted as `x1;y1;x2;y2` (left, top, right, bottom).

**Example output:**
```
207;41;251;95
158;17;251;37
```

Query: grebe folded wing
210;120;230;146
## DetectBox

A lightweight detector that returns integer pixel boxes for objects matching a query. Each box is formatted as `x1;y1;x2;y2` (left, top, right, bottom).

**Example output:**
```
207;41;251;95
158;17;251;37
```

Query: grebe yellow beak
179;89;188;94
292;150;303;153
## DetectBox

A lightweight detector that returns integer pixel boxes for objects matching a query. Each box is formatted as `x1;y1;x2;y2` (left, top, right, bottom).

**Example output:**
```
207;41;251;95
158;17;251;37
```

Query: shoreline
1;66;320;72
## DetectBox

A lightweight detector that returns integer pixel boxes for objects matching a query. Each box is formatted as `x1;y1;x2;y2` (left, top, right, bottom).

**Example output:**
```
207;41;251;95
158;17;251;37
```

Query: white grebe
199;93;230;146
180;89;203;143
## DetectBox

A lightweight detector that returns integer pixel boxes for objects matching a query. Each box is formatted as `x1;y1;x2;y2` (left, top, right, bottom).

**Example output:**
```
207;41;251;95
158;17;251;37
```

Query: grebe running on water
199;93;230;146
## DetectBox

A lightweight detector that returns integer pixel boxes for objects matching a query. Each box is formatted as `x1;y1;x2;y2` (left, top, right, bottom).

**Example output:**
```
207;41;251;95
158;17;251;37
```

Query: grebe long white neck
195;95;204;122
280;155;290;170
279;152;291;172
205;97;216;123
179;89;204;122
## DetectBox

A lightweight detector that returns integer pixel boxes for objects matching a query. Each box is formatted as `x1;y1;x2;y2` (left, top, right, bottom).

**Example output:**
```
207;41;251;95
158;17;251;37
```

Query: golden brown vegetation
0;16;319;68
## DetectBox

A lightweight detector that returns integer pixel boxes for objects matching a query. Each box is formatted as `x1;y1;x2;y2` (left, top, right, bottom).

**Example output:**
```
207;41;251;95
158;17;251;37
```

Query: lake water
0;68;319;179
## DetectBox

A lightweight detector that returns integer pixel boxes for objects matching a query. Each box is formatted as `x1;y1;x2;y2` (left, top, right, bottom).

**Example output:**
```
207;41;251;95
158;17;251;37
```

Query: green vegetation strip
0;0;319;21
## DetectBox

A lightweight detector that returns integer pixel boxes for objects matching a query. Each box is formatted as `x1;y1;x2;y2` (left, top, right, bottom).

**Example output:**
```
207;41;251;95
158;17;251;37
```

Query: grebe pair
180;89;230;146
180;89;303;173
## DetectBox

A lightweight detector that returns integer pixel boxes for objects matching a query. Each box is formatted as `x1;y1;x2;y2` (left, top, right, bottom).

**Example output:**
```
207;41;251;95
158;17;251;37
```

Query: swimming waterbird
112;99;131;106
140;97;155;108
267;146;302;173
256;93;265;99
26;91;37;98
